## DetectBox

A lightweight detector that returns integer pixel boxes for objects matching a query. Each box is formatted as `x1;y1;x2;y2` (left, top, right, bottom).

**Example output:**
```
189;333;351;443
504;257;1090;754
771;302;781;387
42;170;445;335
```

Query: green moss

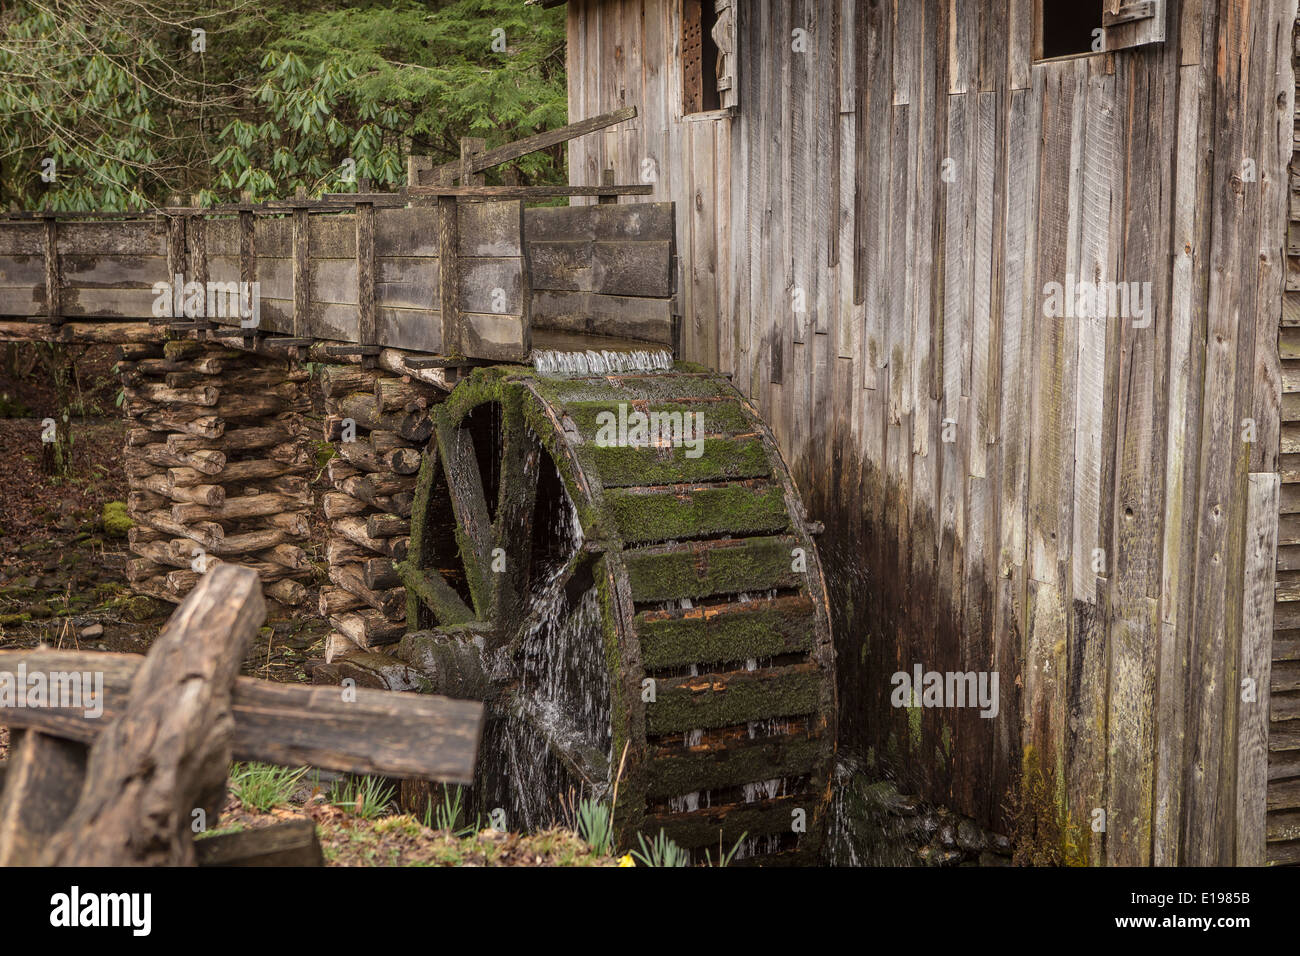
624;535;804;603
564;399;755;439
636;599;814;670
314;441;336;467
535;372;732;406
584;437;771;488
606;482;789;544
1007;745;1084;866
647;666;821;734
101;500;131;537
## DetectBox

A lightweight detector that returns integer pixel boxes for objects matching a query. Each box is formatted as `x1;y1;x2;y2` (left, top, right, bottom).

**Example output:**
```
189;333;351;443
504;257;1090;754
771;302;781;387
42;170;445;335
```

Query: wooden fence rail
0;565;484;866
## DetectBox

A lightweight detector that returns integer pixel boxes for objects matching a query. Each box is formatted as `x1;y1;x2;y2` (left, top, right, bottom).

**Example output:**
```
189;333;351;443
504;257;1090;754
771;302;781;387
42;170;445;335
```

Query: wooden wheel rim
402;365;837;862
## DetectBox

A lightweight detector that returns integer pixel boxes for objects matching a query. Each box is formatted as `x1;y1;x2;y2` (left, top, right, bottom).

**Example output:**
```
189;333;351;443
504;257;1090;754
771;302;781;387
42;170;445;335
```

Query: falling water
474;461;617;832
519;584;611;765
482;711;572;833
531;347;674;376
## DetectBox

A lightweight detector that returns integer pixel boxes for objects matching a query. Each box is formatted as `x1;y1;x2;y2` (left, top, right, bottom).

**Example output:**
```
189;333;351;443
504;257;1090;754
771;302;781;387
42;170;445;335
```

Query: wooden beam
239;207;256;331
166;214;186;291
356;201;376;345
598;168;617;205
187;208;208;292
195;818;323;866
0;320;158;344
421;106;637;184
439;196;461;357
292;198;310;338
405;184;653;199
42;216;60;323
0;650;483;784
460;137;487;187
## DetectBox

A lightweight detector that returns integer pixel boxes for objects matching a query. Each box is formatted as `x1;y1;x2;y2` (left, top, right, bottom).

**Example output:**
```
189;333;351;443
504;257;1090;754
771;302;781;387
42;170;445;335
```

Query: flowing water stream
531;347;674;376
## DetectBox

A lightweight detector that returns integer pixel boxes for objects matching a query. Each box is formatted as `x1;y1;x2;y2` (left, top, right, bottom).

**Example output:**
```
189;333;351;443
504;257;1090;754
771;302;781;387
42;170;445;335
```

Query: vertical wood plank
1154;58;1208;866
716;116;733;375
438;197;461;357
237;210;254;293
1237;472;1279;866
1183;0;1264;867
948;0;976;94
166;214;186;292
893;0;916;105
1009;0;1032;89
41;217;61;322
356;202;376;345
1072;70;1117;605
860;0;891;387
969;90;997;480
888;105;912;428
690;120;718;368
567;1;586;191
791;0;811;347
1252;0;1289;478
291;206;308;338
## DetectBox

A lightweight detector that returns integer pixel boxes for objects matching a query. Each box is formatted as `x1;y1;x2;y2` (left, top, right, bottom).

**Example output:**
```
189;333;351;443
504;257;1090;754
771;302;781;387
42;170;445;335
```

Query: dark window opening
682;0;720;114
1039;1;1104;60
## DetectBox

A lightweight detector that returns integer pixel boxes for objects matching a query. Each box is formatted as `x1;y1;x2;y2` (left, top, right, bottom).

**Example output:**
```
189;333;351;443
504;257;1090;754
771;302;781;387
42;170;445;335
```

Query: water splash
532;347;674;377
519;583;611;765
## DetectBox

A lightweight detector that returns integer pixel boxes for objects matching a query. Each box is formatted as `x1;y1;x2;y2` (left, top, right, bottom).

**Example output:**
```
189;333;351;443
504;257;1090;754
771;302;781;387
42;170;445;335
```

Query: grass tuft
330;774;396;820
228;762;307;813
631;829;691;867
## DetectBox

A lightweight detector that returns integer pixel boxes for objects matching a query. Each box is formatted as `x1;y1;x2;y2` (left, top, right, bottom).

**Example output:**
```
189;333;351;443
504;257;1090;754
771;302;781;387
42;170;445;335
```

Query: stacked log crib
316;363;443;666
119;338;316;606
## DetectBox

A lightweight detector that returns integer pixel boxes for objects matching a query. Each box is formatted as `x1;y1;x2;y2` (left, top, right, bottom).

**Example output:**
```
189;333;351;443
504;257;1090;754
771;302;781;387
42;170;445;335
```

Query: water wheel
394;364;836;864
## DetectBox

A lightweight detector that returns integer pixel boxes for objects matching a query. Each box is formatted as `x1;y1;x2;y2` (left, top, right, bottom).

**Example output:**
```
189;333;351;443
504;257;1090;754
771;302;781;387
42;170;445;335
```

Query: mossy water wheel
396;364;836;864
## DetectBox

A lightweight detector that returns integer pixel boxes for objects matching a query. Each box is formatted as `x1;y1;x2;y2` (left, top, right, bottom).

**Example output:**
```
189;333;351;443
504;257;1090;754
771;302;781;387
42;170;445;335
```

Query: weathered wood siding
524;201;675;344
565;0;1296;864
1269;14;1300;867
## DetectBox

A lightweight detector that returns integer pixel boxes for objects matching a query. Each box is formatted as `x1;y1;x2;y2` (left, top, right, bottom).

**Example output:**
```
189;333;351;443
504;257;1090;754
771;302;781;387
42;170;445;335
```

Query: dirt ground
0;343;330;677
211;783;619;867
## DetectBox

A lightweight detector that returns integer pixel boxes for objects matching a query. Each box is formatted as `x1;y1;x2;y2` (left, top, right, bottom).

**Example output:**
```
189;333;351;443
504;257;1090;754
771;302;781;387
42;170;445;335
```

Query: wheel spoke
437;421;493;618
492;399;541;632
396;562;476;627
